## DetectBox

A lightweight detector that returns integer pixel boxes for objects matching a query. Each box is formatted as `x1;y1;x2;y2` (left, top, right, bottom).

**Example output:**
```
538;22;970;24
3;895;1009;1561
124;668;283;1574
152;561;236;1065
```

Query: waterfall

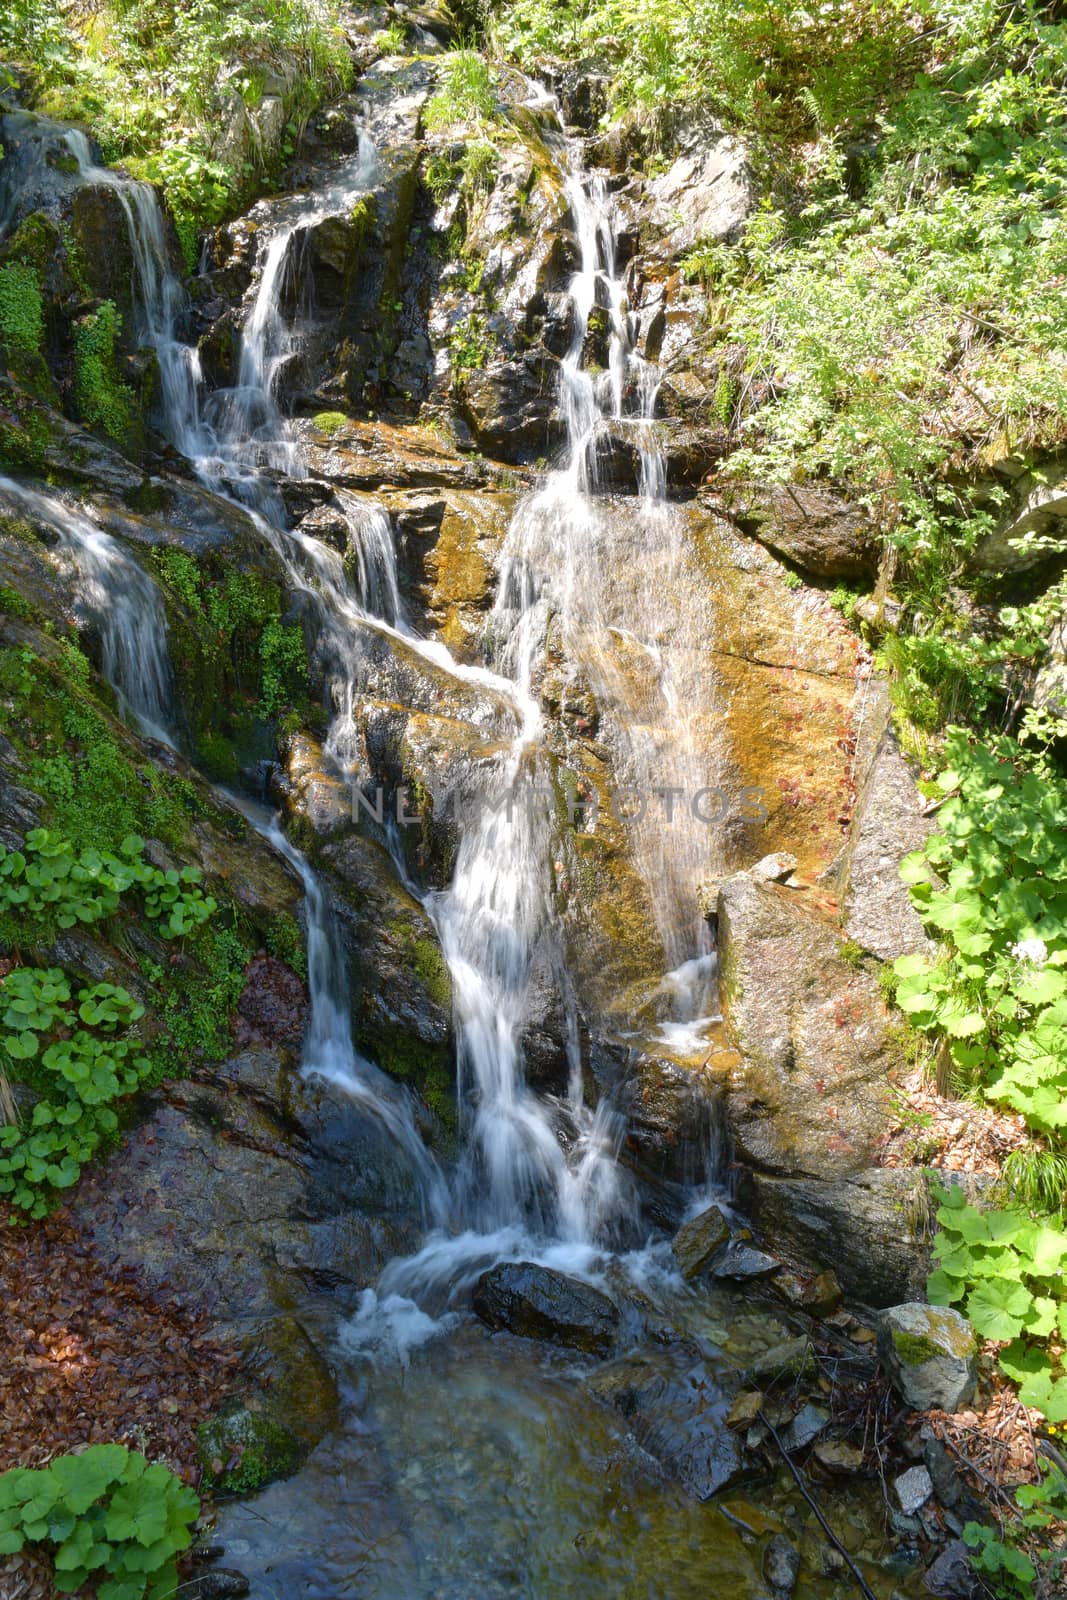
63;132;207;457
0;476;173;746
23;88;719;1270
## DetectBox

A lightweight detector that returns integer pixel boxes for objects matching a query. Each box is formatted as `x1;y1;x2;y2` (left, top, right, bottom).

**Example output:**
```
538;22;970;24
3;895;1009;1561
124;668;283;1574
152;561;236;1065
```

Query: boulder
710;1244;781;1282
671;1202;731;1279
745;1168;936;1308
837;719;934;961
588;1351;750;1500
763;1533;801;1596
923;1539;979;1598
878;1303;977;1412
717;874;895;1178
472;1261;620;1355
643;115;754;260
895;1465;934;1514
970;459;1067;573
705;482;878;581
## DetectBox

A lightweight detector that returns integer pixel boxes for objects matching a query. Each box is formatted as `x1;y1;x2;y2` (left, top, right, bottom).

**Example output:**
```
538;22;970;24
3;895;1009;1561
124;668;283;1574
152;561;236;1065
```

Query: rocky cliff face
0;16;939;1441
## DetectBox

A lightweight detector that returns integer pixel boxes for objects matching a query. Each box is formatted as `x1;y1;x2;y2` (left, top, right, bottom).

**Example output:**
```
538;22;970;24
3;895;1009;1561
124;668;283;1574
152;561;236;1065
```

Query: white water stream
14;93;721;1304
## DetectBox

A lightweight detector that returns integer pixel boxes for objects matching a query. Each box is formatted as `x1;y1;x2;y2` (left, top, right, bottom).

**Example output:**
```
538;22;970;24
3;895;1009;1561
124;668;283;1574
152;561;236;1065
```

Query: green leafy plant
927;1184;1067;1419
0;262;44;352
0;1443;199;1598
73;300;133;442
963;1461;1067;1598
0;966;152;1215
0;828;216;941
893;732;1067;1140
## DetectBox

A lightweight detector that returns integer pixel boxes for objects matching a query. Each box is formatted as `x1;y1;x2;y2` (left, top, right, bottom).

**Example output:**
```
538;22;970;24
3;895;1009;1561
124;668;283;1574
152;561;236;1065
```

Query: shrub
0;1444;199;1599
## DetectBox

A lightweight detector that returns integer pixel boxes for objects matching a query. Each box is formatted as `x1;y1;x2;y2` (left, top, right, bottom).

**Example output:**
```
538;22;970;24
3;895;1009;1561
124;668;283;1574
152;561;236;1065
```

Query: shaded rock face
878;1303;978;1412
235;954;309;1048
970;455;1067;572
744;1168;936;1308
472;1261;621;1355
717;874;895;1178
703;481;879;581
78;1048;425;1446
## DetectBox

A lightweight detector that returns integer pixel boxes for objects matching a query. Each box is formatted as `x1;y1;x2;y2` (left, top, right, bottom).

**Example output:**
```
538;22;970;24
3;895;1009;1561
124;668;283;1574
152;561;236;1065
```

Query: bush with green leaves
0;0;352;255
893;732;1067;1142
0;828;217;940
0;1443;199;1599
964;1461;1067;1597
0;966;154;1216
928;1184;1067;1418
425;49;498;130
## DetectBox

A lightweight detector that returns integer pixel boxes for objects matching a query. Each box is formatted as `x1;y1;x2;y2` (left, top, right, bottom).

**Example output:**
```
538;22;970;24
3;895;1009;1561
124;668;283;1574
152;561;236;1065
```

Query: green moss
73;300;133;442
411;937;451;1010
312;410;349;435
891;1327;943;1366
372;1029;456;1137
260;617;308;716
0;585;35;621
197;1402;301;1496
266;910;308;980
0;263;44;352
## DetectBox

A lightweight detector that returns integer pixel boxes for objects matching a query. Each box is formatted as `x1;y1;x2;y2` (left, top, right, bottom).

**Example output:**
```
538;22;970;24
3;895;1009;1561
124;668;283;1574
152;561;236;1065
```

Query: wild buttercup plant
0;1444;200;1599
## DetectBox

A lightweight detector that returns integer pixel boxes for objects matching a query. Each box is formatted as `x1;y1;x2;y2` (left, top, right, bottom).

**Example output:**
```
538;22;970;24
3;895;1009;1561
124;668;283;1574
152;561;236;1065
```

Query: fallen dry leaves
0;1201;240;1598
876;1064;1031;1175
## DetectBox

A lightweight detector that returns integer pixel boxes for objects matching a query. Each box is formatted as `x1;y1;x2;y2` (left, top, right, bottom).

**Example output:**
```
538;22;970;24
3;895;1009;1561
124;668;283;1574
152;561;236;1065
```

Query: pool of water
215;1303;926;1600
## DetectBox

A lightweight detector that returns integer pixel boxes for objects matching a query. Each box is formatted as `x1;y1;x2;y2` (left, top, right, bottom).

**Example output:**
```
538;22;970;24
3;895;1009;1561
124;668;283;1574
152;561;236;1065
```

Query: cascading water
49;86;717;1268
0;475;173;745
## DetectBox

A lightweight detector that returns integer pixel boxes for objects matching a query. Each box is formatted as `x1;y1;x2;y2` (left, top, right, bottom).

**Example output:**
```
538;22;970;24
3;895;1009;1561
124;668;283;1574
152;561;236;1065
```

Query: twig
758;1409;880;1600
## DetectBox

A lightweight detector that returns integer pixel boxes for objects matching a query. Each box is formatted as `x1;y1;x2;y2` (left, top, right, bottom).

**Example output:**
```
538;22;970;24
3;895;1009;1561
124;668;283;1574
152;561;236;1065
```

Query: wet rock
297;415;492;490
717;874;895;1178
76;1046;426;1449
780;1403;829;1453
727;1391;765;1429
589;1351;749;1500
811;1438;865;1474
923;1539;978;1598
183;1574;251;1600
710;1244;781;1282
763;1533;801;1595
773;1270;842;1318
671;1202;731;1280
705;481;878;581
895;1465;933;1515
838;718;934;962
234;954;308;1048
745;1168;935;1308
614;1047;722;1193
472;1261;620;1355
878;1304;977;1412
460;355;562;460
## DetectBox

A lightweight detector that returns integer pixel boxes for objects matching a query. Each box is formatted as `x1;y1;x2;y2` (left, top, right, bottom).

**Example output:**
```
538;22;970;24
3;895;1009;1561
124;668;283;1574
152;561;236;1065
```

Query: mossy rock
890;1327;945;1367
197;1400;302;1495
